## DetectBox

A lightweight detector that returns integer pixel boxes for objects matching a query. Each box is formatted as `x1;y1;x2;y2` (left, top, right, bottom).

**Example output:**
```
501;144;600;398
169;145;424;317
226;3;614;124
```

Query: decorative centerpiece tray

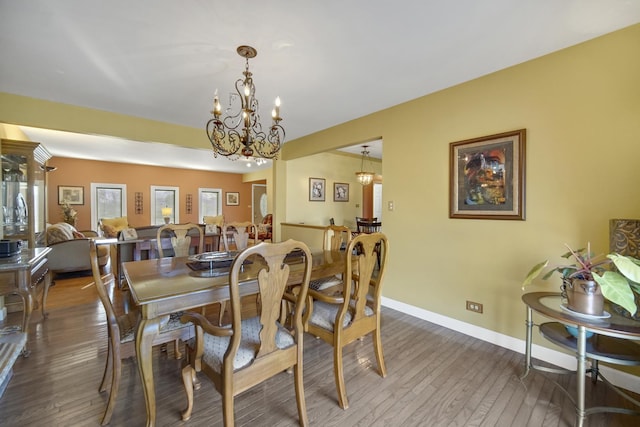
187;251;257;278
187;251;239;271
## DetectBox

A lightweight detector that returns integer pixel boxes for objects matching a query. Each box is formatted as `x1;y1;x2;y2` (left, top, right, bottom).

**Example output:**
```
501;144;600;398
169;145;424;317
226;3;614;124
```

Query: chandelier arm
252;125;284;159
206;118;244;157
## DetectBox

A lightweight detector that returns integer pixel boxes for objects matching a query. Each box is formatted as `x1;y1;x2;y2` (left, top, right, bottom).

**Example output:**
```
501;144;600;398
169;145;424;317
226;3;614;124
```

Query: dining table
123;248;350;427
0;246;51;356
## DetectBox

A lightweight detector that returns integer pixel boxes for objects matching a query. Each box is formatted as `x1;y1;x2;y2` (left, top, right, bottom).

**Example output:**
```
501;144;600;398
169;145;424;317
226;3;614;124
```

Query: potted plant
60;199;78;227
522;242;640;318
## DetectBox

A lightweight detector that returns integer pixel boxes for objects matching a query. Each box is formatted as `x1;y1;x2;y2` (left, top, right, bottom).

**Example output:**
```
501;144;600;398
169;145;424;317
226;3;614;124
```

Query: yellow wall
284;151;382;229
281;24;640;353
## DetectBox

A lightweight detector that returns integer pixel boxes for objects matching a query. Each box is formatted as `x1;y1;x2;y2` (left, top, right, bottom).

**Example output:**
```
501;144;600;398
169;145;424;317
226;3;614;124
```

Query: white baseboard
381;296;640;395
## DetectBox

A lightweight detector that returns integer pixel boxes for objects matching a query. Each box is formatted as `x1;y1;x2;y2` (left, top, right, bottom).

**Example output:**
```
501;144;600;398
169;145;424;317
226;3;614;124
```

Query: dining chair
180;239;313;426
156;222;204;258
88;240;193;426
355;218;381;234
303;232;388;409
308;225;353;292
221;221;258;252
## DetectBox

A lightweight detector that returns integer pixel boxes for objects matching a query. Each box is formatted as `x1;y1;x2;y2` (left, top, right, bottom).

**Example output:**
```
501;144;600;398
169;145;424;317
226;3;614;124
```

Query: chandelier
206;45;284;159
355;145;375;185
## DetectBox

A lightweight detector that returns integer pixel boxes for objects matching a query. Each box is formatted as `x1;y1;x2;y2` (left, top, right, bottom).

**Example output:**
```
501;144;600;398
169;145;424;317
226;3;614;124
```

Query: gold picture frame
449;129;526;220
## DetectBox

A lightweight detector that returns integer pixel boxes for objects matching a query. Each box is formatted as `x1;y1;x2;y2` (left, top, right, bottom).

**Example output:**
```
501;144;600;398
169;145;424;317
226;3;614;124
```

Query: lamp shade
161;207;172;217
609;219;640;257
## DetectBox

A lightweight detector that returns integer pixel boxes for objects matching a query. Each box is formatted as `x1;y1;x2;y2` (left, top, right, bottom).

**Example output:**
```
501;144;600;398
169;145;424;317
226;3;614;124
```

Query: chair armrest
308;288;344;304
180;312;233;337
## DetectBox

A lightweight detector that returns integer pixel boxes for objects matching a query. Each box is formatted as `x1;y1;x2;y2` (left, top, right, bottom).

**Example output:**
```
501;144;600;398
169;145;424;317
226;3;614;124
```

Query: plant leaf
608;254;640;283
522;260;549;290
593;271;638;315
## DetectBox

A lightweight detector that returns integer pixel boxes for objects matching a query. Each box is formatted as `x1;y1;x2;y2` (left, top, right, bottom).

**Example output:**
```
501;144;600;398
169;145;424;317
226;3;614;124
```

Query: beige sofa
46;222;109;275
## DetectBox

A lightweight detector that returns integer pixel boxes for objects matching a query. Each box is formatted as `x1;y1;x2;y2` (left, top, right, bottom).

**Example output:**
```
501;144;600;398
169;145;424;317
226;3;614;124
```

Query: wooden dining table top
123;249;349;315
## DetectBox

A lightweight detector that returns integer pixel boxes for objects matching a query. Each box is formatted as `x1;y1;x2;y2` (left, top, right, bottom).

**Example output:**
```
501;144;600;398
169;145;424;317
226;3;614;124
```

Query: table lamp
161;207;172;224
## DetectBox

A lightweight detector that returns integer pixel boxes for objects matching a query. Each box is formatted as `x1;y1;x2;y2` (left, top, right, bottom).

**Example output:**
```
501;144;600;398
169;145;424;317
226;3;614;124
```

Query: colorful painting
450;129;526;220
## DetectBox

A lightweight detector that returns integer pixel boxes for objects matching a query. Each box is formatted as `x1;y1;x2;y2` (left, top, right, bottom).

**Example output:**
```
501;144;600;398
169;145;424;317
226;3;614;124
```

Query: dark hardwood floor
1;272;638;426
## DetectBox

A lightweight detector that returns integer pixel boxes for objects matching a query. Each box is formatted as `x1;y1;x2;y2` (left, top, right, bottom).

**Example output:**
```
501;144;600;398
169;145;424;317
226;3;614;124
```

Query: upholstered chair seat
198;317;295;372
308;301;374;331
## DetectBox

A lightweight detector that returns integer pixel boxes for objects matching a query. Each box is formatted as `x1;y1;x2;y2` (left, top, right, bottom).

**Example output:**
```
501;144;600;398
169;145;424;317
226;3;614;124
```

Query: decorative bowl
564;325;594;339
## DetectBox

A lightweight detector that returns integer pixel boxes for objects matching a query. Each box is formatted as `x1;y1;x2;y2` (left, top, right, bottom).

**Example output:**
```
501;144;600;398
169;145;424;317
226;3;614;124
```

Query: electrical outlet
466;300;483;313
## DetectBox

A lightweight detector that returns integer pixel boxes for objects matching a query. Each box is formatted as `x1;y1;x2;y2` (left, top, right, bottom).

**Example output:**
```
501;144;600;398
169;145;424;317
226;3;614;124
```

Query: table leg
41;269;52;318
16;293;32;356
575;325;587;427
521;306;533;379
136;317;161;427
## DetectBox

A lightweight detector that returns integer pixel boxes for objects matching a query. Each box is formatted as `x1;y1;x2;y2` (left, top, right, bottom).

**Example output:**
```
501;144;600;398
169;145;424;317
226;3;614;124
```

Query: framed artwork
185;193;193;214
334;182;349;202
226;192;239;206
309;178;325;201
449;129;526;220
58;185;84;205
135;192;143;214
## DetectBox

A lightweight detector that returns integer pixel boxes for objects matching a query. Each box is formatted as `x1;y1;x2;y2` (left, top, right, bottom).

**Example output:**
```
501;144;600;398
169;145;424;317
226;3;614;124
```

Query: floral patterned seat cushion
199;316;294;373
308;300;374;331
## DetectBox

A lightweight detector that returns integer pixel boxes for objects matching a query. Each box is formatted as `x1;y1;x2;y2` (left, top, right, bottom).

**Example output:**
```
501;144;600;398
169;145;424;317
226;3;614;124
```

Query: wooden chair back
303;232;389;409
221;221;257;251
180;239;313;426
323;225;352;251
356;219;381;234
156;223;204;258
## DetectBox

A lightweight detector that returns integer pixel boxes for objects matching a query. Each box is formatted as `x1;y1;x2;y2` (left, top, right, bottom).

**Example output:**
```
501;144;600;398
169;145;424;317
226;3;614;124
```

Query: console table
0;247;51;356
521;292;640;426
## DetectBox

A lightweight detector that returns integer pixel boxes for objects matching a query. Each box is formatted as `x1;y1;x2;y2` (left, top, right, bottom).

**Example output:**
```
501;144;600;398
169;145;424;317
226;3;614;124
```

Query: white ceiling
2;1;639;173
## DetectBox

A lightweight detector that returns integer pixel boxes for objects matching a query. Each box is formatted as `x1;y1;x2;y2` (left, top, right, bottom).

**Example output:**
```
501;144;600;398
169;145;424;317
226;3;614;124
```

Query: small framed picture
58;185;84;205
334;182;349;202
309;178;325;201
226;192;239;206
